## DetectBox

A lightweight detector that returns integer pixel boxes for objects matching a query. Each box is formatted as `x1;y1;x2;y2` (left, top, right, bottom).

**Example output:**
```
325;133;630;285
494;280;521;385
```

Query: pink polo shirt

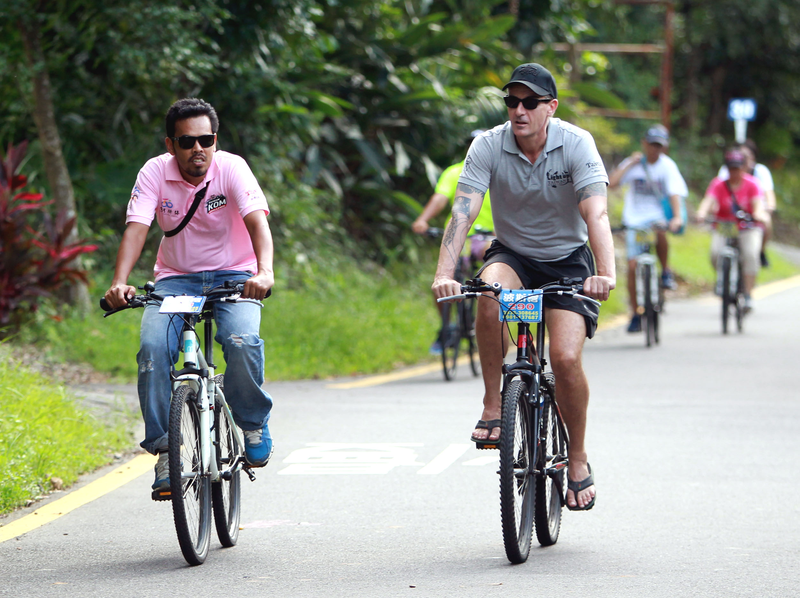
126;151;269;280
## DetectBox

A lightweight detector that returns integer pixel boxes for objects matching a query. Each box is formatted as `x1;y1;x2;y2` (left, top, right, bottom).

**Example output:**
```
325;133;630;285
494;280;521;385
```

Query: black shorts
477;240;599;339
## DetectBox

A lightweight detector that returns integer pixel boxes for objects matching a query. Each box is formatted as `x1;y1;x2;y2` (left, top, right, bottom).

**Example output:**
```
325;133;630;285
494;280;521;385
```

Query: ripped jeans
137;271;273;454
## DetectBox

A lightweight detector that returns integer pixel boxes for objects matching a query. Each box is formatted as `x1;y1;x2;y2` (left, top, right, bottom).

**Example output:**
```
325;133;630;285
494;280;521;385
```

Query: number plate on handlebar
159;295;206;314
498;289;543;323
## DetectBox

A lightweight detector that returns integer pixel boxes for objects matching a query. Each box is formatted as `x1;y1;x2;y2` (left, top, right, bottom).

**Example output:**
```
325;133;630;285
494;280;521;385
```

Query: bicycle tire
735;264;745;333
169;385;211;566
534;373;566;547
499;379;535;564
463;298;481;377
211;375;241;548
643;263;655;348
440;301;460;381
721;256;732;335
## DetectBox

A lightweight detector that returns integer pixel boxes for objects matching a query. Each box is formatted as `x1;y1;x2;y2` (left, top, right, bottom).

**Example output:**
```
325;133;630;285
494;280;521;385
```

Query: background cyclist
716;139;775;267
412;130;494;354
608;124;688;333
432;63;615;511
696;148;769;312
103;98;275;498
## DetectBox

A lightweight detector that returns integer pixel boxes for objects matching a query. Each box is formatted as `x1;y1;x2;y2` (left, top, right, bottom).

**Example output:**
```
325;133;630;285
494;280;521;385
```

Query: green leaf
571;82;627;110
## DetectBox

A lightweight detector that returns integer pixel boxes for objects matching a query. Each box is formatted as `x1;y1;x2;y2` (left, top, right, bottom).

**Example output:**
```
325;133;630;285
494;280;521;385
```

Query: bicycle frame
171;310;245;484
500;315;568;500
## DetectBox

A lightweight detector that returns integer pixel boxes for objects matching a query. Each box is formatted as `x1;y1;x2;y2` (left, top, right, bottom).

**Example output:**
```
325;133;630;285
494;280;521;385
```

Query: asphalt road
2;280;799;597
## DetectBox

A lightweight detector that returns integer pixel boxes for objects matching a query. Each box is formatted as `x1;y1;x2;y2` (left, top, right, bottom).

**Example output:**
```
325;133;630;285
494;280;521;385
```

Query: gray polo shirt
460;119;608;261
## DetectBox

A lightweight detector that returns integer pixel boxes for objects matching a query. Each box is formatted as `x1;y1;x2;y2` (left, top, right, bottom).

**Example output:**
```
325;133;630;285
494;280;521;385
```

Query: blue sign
498;289;543;323
728;98;757;122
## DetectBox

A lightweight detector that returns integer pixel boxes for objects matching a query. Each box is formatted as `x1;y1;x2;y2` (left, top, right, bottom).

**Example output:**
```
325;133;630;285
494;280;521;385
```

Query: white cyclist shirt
620;153;688;229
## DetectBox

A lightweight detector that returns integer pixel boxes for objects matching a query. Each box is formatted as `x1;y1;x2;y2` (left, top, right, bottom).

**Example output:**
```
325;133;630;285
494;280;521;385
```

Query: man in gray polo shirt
433;63;615;511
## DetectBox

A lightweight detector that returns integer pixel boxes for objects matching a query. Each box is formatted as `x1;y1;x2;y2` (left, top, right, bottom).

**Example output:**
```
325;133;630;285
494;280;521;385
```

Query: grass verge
0;354;133;515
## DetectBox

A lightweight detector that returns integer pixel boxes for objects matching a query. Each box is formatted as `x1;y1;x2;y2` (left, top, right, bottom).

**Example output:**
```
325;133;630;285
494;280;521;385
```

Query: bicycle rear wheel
169;385;211;566
462;298;481;377
735;265;745;333
721;256;732;334
211;376;241;548
534;373;567;546
440;301;460;381
499;379;534;564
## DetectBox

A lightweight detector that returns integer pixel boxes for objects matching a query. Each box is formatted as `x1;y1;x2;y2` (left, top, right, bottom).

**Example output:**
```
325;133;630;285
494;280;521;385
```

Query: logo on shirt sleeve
586;161;603;174
129;185;140;206
206;194;227;214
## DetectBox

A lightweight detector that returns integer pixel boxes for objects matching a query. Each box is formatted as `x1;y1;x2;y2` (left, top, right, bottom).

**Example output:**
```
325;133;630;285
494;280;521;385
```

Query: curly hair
165;98;219;138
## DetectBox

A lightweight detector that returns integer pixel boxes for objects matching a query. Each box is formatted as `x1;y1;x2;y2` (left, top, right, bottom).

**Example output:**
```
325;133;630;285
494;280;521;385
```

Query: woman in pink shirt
696;149;769;311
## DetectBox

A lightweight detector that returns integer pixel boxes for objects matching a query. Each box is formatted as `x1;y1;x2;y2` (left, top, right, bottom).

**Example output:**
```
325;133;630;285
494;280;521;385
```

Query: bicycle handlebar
99;281;270;316
436;277;601;307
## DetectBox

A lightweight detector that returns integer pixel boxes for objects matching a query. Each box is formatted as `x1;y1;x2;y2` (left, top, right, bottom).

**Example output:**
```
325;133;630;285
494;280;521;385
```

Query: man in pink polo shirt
104;98;275;499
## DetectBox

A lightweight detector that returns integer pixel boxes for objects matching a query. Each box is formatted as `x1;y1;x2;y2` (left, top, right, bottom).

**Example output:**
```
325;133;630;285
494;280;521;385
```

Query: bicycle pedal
151;489;172;501
244;467;257;482
474;441;499;450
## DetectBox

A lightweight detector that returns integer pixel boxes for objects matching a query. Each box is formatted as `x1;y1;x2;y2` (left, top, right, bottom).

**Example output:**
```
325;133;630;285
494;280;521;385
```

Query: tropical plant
0;141;97;334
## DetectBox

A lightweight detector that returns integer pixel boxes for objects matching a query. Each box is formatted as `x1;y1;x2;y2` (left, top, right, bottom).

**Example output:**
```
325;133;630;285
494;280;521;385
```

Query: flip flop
567;463;596;511
471;419;501;449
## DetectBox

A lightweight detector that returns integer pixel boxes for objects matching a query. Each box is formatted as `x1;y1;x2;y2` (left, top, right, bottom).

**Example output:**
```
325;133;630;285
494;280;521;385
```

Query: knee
223;331;263;352
549;346;582;377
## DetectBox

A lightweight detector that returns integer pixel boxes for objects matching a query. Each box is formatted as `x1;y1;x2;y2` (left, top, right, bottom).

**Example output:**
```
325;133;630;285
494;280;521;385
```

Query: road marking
462;455;498;467
326;356;473;389
752;274;800;299
278;443;424;475
0;454;156;544
417;444;470;474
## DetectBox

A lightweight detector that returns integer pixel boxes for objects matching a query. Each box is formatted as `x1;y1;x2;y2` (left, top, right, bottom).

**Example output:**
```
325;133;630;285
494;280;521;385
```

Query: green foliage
0;141;97;335
0;356;132;514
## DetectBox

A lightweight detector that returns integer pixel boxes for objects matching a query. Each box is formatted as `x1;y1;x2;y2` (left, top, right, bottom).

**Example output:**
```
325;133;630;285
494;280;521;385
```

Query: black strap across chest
164;182;210;238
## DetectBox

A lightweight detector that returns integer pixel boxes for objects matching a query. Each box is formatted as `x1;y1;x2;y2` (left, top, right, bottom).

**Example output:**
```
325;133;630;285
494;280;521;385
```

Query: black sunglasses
171;134;216;150
503;95;553;110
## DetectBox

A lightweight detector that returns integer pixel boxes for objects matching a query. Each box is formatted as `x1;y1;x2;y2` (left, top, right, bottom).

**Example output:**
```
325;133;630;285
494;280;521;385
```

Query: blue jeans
137;271;273;454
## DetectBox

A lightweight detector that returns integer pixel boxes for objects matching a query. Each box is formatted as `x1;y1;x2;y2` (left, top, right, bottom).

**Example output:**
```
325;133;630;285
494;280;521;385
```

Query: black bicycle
438;277;600;564
101;281;266;565
427;228;493;380
711;216;756;334
613;225;665;347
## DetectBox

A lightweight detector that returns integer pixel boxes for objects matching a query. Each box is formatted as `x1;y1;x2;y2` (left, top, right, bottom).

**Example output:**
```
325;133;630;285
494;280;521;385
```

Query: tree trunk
19;14;90;314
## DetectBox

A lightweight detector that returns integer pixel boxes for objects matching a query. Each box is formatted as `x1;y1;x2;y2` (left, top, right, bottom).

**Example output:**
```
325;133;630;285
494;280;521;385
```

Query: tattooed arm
432;183;485;299
577;182;616;301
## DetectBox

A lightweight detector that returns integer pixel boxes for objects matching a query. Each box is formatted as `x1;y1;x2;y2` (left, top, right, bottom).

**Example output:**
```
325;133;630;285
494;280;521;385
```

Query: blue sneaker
627;315;642;333
661;269;677;290
151;452;171;501
429;339;443;355
244;427;273;468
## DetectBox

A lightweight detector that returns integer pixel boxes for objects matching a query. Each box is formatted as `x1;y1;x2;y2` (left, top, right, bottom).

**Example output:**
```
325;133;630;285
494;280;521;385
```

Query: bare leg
627;258;637;314
546;308;596;510
472;262;521;441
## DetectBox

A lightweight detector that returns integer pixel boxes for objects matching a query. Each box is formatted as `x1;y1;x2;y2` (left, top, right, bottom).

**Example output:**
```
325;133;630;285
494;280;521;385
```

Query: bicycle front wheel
643;263;656;348
721;256;732;334
534;373;567;546
499;379;534;564
211;376;241;548
440;301;460;381
169;385;211;566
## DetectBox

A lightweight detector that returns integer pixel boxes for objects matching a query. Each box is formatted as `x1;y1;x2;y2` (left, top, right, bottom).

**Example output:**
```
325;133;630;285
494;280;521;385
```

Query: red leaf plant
0;141;98;333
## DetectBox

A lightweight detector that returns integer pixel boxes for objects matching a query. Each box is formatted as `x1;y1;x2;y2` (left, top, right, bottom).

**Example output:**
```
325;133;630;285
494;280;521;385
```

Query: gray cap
644;124;670;146
502;63;558;99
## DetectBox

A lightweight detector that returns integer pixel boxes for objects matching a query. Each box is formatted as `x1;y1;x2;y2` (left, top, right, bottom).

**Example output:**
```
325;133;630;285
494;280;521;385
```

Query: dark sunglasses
171;134;216;150
503;95;553;110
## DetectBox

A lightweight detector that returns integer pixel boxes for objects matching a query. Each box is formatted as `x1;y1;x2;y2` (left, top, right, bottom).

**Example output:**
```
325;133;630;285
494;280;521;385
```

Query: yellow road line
752;274;800;299
0;453;156;544
326;356;475;389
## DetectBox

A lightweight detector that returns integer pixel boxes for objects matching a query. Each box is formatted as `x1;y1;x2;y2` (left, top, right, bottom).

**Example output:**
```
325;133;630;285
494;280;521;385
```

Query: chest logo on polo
206;194;227;214
546;169;572;188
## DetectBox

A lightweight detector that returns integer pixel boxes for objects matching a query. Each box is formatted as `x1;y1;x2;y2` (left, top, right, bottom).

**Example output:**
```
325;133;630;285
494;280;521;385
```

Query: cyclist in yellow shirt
413;130;494;354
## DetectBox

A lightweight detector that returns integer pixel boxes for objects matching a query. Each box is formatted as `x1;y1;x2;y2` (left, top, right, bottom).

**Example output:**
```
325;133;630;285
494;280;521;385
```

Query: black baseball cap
502;63;558;99
724;149;745;168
